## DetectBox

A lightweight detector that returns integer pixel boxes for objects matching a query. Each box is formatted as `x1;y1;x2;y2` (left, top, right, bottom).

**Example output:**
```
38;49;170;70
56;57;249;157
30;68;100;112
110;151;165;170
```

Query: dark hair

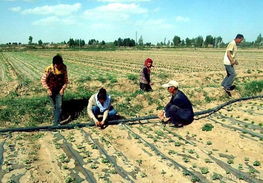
53;54;63;65
97;88;107;101
235;34;244;39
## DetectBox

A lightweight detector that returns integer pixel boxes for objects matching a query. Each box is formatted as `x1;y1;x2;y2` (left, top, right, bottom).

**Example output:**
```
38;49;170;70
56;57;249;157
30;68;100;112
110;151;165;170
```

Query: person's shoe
229;85;236;90
173;123;184;128
223;88;232;97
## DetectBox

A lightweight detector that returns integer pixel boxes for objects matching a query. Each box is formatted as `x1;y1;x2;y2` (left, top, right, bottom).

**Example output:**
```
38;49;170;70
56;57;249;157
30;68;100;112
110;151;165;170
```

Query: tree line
3;34;263;48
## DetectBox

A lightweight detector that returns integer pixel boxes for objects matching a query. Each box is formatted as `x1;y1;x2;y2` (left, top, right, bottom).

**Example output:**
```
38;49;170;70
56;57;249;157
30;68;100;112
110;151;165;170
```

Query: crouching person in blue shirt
158;80;194;127
87;88;117;128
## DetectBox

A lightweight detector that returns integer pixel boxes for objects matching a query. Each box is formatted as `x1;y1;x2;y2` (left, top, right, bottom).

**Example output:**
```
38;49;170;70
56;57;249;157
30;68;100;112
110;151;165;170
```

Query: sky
0;0;262;44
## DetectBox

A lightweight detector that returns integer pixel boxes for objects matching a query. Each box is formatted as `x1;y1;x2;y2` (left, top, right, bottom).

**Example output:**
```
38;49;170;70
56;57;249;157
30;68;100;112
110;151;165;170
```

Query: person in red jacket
41;54;68;126
139;58;154;92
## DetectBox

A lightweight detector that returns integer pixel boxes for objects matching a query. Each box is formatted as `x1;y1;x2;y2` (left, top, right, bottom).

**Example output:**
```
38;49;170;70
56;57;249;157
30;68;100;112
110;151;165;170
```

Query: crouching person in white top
87;88;117;128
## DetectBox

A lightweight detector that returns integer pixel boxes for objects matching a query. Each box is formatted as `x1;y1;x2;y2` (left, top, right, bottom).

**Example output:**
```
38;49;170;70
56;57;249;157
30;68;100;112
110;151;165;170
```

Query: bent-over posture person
41;54;68;126
140;58;154;92
221;34;244;96
158;80;194;127
87;88;117;127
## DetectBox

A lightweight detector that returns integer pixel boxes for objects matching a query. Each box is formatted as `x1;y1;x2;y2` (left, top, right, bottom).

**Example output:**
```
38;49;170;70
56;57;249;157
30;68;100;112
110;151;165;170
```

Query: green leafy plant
202;123;214;131
200;167;209;174
227;159;234;164
211;173;223;180
253;160;261;166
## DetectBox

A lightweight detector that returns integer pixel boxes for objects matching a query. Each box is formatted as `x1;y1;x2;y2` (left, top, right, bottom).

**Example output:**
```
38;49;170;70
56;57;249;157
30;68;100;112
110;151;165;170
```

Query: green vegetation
241;80;263;96
202;123;214;131
127;74;137;81
200;167;209;174
253;160;261;166
211;173;223;180
0;96;51;126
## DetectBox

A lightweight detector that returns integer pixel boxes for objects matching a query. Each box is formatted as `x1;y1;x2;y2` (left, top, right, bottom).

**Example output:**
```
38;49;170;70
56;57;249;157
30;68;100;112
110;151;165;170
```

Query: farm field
0;49;262;182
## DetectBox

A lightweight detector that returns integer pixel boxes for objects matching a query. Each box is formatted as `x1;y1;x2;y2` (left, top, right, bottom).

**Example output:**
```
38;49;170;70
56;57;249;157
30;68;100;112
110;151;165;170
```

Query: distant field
0;49;262;182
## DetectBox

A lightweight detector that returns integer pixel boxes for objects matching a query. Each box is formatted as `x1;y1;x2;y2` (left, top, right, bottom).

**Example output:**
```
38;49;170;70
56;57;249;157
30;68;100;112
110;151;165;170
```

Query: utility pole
135;31;137;45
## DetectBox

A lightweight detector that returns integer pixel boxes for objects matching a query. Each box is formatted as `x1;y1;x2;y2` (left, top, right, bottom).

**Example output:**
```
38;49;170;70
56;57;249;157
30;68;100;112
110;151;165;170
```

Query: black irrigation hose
208;118;263;139
0;95;262;133
80;129;135;183
155;121;263;183
208;155;263;183
0;141;4;166
193;95;263;119
215;113;262;131
122;124;210;183
55;132;97;183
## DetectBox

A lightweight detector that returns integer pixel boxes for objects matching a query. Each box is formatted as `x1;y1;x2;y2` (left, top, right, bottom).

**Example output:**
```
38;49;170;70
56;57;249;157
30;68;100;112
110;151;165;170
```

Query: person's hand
95;121;101;127
47;89;52;96
158;111;165;120
150;82;154;85
59;89;65;95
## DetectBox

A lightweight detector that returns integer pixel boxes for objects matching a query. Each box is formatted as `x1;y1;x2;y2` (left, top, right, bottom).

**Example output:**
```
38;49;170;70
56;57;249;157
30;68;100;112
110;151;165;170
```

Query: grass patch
97;76;107;83
127;74;137;81
107;74;117;84
0;90;93;127
241;80;263;96
0;96;51;126
76;76;92;83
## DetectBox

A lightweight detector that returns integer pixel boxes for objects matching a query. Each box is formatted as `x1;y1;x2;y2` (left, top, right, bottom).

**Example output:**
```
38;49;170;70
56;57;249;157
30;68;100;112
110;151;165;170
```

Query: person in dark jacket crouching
158;80;194;127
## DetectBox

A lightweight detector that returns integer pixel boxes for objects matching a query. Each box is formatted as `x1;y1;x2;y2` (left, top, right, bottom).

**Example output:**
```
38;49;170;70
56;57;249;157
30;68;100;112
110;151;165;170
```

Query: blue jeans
221;65;236;89
92;106;117;120
50;94;63;125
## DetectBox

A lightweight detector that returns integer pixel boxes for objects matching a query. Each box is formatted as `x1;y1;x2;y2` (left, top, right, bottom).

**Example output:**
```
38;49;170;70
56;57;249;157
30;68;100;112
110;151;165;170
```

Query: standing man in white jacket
221;34;244;96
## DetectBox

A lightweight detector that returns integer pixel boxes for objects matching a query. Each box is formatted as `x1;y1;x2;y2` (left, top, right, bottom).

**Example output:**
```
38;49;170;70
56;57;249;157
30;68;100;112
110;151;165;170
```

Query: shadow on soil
61;98;89;124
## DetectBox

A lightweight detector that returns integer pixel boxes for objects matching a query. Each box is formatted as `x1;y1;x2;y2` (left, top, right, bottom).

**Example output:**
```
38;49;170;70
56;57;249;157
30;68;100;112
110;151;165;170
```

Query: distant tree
80;40;85;47
195;36;204;47
101;40;106;45
167;40;171;47
181;40;185;47
240;39;253;48
28;36;33;45
114;38;123;46
38;40;43;45
145;42;151;47
114;38;135;47
138;35;143;46
204;35;214;47
88;39;98;45
173;35;181;46
67;38;75;47
117;38;123;46
214;36;223;48
123;38;135;47
185;37;191;47
255;33;262;47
